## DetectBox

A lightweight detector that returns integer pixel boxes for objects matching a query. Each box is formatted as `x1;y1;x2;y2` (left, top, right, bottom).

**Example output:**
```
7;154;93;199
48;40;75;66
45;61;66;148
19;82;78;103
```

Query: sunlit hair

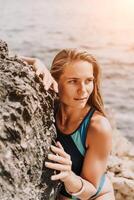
50;48;105;116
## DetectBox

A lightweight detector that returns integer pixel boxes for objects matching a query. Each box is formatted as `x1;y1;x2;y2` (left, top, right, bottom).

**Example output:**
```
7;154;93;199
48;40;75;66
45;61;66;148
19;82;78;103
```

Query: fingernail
45;162;49;166
48;154;52;159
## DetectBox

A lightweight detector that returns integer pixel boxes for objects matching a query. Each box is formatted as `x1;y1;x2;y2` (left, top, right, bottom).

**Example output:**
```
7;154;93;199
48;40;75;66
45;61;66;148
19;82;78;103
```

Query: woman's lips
74;97;87;101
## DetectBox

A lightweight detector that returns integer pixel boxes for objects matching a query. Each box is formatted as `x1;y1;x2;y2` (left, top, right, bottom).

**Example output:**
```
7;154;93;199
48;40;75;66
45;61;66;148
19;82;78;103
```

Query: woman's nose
77;83;87;94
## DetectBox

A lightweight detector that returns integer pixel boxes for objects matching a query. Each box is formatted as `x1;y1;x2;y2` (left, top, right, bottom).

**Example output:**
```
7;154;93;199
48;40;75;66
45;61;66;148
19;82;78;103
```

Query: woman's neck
57;102;90;126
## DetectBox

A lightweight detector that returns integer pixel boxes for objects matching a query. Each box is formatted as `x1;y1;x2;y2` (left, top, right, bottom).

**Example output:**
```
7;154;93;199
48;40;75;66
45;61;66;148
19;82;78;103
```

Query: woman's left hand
45;141;72;182
19;56;58;93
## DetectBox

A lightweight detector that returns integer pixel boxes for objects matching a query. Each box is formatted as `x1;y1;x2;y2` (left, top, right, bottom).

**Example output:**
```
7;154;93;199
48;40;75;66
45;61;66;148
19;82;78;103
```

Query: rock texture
0;40;59;200
107;129;134;200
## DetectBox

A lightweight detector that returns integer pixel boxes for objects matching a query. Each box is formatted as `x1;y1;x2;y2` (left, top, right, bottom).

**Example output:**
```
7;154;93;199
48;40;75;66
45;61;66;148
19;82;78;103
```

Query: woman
21;49;115;200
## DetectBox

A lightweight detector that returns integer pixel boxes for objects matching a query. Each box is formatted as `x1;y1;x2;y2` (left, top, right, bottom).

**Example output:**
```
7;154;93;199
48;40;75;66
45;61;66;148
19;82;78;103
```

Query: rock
107;129;134;200
0;40;59;200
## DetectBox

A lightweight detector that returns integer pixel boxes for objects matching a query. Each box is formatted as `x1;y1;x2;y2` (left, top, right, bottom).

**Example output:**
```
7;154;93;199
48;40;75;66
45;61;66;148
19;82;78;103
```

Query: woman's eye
68;80;77;84
85;79;92;84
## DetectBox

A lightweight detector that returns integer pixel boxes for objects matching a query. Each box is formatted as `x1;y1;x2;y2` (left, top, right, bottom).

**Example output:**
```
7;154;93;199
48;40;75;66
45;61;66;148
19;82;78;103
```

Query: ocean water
0;0;134;142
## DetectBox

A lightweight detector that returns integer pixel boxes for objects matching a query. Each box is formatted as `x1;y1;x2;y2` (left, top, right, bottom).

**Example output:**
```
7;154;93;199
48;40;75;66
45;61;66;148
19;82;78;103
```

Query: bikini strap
80;107;96;148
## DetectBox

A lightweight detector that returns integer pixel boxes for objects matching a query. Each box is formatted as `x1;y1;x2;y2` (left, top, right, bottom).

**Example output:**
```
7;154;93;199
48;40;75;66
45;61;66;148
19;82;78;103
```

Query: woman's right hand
19;56;58;93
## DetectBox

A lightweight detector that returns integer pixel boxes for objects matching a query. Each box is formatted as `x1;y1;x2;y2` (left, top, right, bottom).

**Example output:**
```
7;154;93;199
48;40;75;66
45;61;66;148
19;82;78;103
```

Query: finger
51;145;69;158
51;171;68;181
43;74;54;90
22;60;28;65
42;72;52;88
56;141;64;150
45;162;71;171
48;154;72;165
51;81;58;93
36;69;42;76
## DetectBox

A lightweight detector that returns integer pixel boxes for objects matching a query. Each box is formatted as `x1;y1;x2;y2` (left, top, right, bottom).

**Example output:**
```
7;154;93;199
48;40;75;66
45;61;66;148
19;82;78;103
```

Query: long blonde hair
50;49;105;116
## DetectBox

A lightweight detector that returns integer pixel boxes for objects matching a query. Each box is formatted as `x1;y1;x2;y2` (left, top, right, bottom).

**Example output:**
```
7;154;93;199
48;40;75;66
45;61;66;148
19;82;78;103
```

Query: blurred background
0;0;134;142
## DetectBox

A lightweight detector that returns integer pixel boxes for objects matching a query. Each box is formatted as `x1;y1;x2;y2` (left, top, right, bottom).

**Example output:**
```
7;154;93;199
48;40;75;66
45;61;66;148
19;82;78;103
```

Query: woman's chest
56;132;85;175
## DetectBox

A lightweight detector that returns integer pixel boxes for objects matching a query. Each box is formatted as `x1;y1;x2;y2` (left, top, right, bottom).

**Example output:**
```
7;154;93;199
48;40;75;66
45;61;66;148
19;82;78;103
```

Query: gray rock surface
107;129;134;200
0;40;59;200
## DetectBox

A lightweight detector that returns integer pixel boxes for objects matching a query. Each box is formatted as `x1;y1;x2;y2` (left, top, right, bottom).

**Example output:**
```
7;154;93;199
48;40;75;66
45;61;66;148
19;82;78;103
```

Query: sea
0;0;134;142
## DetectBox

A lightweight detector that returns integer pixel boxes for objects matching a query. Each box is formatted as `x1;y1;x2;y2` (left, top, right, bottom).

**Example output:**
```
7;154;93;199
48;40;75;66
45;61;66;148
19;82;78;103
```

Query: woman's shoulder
90;110;111;132
86;110;112;147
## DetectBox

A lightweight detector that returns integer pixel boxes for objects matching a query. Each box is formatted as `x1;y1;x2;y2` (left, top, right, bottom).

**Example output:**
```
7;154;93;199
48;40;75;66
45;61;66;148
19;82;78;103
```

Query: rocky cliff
0;40;59;200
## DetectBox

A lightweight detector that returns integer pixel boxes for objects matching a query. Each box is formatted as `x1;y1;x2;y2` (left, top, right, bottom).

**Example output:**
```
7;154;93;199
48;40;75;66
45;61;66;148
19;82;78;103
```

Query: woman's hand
45;141;72;182
19;56;58;93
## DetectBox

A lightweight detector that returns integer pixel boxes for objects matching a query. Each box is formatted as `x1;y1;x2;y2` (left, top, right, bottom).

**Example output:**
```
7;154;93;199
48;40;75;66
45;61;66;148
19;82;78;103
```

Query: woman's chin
60;100;88;108
74;101;87;108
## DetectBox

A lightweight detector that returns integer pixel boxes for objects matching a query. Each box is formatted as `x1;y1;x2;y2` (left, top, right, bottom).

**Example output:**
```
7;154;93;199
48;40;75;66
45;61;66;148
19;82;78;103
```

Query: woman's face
58;60;94;108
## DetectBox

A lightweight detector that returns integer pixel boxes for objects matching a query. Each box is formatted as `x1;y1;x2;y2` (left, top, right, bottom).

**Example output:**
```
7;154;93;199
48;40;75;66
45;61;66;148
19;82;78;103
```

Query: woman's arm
78;113;112;198
19;56;58;92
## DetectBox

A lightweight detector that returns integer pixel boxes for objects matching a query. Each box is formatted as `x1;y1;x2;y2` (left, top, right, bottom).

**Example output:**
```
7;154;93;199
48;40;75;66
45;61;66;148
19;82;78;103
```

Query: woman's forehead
62;60;93;76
